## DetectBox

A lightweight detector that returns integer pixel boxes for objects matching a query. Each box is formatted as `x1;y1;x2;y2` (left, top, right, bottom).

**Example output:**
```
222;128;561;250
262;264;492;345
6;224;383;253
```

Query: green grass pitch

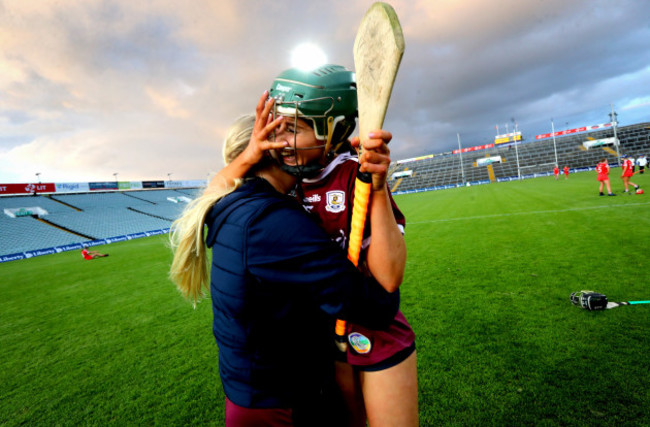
1;170;649;425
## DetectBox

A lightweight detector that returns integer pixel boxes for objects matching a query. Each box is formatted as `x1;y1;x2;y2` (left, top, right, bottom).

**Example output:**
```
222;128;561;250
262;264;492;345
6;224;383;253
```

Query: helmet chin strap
279;162;324;179
281;144;327;152
322;116;335;162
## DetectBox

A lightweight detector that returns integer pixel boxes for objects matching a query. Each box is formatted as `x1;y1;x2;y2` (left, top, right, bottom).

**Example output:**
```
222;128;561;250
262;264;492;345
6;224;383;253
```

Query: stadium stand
2;122;648;259
0;188;202;258
391;122;650;193
0;215;87;255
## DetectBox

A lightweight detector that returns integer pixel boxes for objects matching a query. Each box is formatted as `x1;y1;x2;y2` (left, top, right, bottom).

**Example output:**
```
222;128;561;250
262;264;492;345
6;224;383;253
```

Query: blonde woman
208;67;417;427
170;102;399;426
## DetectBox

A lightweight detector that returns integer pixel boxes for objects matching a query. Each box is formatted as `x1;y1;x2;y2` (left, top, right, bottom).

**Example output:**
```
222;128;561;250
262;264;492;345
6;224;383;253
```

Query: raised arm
206;91;288;194
353;130;406;292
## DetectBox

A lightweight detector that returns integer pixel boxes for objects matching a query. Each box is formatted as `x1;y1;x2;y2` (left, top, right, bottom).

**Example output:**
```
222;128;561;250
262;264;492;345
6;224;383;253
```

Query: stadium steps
391;178;404;192
602;146;618;156
122;192;158;205
487;164;496;182
47;195;83;211
127;206;174;222
36;216;97;240
174;188;202;197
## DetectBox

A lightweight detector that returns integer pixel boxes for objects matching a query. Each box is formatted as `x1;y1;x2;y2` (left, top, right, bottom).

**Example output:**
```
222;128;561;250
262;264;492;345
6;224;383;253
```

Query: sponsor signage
105;235;128;244
0;183;56;195
167;196;192;203
396;154;434;164
453;143;495;154
55;182;90;193
89;182;119;191
4;207;49;218
495;132;522;144
391;170;413;179
1;253;27;262
118;181;144;190
143;181;165;188
583;137;618;149
535;122;612;140
166;180;205;189
477;156;503;167
59;243;83;251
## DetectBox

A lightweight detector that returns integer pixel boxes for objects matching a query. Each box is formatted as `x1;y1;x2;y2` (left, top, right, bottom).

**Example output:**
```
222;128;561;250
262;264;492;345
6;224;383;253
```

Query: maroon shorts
344;310;415;370
225;397;293;427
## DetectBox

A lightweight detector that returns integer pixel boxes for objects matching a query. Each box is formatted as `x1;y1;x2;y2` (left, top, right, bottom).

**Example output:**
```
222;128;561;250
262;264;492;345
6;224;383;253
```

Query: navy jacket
205;177;399;412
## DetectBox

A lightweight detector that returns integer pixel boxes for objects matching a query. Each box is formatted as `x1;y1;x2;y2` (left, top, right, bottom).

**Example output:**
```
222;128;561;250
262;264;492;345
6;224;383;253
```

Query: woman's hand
206;92;288;194
351;129;393;191
239;91;288;164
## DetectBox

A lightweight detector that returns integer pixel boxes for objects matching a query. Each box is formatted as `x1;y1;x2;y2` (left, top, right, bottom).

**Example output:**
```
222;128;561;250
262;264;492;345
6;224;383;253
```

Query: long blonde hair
169;115;255;305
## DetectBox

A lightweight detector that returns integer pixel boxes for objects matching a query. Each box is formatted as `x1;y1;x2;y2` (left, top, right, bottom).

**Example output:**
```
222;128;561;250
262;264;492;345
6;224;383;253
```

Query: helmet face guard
270;102;328;179
570;290;608;310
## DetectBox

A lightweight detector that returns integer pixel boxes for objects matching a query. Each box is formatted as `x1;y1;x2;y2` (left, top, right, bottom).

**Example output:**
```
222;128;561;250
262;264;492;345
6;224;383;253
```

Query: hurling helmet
269;64;357;154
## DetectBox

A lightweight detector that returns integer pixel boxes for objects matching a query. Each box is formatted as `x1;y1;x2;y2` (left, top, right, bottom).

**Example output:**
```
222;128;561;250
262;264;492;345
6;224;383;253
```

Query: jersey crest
348;332;372;354
325;190;346;213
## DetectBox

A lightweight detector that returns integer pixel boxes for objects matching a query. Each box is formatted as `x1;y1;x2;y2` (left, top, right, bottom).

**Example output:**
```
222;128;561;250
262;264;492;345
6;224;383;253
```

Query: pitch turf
1;170;648;425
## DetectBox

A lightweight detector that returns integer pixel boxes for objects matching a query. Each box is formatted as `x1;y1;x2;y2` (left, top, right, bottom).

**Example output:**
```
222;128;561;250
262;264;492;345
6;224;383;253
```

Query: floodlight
290;43;327;71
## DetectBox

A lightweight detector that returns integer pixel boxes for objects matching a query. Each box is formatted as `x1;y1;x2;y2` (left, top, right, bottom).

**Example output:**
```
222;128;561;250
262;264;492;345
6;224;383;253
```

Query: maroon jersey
300;152;414;367
301;152;405;254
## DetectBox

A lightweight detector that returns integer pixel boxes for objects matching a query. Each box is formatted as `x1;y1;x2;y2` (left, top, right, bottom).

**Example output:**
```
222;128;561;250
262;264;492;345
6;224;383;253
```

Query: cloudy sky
1;0;649;184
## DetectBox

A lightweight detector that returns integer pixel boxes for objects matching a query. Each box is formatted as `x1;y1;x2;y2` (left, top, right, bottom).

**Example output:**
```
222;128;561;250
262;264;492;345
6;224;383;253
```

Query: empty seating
0;187;203;257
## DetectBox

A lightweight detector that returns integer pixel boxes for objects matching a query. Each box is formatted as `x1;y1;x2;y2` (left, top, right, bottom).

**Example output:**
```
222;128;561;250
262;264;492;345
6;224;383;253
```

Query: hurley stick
607;300;650;309
335;2;405;352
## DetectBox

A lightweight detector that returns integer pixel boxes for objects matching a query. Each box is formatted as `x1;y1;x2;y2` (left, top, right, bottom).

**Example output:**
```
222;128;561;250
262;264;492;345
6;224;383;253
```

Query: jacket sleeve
245;201;399;330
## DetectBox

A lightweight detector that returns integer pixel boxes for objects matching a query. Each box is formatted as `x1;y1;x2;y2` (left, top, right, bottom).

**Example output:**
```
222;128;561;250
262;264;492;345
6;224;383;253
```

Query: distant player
554;165;560;180
563;165;569;179
596;158;615;196
620;155;640;194
81;244;109;260
637;154;647;174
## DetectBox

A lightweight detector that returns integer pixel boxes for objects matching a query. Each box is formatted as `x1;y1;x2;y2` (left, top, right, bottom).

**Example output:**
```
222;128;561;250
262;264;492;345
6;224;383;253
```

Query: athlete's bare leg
605;179;613;194
335;361;366;427
360;351;419;427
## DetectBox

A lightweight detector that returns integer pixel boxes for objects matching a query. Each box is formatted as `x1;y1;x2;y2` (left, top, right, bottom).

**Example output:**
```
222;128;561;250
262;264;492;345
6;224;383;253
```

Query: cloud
0;0;649;183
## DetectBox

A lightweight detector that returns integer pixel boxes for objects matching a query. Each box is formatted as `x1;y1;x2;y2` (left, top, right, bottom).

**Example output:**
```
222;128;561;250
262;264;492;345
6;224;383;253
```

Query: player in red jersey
554;166;560;180
620;155;640;194
596;158;615;196
210;65;417;427
81;244;108;260
563;165;570;179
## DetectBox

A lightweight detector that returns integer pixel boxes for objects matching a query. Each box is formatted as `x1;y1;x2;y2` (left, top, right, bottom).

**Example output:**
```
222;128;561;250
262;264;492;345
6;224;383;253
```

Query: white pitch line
408;201;650;224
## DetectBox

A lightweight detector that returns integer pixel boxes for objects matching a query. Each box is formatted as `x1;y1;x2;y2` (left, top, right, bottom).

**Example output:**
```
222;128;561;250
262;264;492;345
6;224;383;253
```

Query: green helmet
269;64;358;154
